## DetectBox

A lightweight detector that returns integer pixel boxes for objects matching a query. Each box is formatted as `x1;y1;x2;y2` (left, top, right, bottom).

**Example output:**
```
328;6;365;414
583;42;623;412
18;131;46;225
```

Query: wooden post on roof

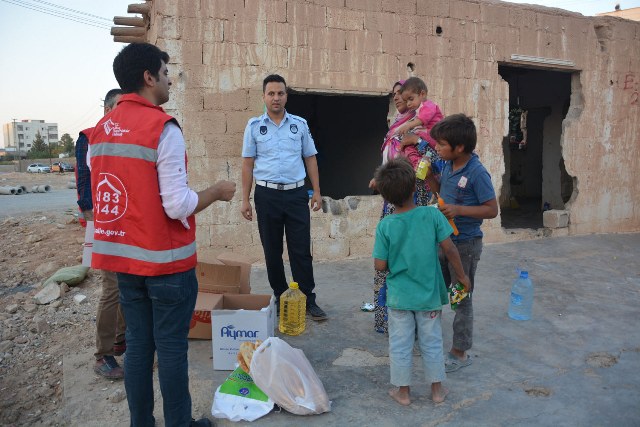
113;16;146;27
113;36;147;43
112;1;152;43
127;2;151;15
111;26;146;37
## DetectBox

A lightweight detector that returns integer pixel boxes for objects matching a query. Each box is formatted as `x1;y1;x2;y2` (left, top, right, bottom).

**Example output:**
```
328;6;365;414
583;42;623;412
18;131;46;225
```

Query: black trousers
254;185;316;306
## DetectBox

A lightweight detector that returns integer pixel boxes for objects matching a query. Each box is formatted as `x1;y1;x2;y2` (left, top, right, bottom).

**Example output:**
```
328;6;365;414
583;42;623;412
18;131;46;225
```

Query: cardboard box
216;252;254;294
190;252;257;340
211;294;276;370
195;252;254;294
196;262;242;294
188;293;223;339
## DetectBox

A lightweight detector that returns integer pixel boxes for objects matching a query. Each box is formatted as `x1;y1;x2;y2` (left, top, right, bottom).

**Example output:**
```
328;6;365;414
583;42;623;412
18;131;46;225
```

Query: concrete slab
61;233;640;426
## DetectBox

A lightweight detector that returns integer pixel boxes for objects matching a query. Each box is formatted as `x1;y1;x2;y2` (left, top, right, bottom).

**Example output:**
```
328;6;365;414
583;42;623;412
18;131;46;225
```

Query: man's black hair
113;43;170;93
104;89;124;109
263;74;287;93
374;158;416;207
429;113;477;153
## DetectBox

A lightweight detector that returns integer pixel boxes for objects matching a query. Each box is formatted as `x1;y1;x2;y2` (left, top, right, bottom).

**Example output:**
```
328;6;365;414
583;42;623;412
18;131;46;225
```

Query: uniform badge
458;176;468;189
290;124;298;134
259;125;267;135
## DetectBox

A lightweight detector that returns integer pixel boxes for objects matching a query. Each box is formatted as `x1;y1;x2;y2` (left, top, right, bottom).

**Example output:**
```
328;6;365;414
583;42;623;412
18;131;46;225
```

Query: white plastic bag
250;337;331;415
211;366;274;422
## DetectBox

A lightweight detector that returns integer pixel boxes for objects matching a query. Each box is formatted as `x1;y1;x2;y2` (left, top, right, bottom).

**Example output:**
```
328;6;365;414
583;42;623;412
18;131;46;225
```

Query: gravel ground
0;172;103;426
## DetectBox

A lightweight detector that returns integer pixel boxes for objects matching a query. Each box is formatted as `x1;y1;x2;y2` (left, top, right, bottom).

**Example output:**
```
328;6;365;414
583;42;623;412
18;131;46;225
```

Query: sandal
445;352;472;373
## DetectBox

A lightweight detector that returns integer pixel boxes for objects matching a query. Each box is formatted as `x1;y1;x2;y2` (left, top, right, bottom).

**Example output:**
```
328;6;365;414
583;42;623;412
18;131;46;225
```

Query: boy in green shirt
372;158;470;406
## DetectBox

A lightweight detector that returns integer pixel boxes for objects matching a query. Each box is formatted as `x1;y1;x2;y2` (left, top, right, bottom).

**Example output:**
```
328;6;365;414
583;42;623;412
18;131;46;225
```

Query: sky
0;0;132;146
0;0;638;147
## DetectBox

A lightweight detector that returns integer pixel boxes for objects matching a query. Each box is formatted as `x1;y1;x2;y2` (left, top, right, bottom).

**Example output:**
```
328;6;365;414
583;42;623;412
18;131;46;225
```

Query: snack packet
449;282;468;310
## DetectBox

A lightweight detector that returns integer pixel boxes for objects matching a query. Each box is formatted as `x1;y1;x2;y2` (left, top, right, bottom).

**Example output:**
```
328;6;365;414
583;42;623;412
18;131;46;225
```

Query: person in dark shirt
75;88;126;379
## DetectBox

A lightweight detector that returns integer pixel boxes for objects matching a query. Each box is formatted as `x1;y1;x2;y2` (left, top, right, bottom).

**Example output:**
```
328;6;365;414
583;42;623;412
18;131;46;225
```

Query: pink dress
381;111;421;168
411;100;444;149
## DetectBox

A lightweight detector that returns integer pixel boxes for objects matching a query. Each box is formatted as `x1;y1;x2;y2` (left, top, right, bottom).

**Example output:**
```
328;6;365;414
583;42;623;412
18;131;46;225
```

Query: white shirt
88;122;198;228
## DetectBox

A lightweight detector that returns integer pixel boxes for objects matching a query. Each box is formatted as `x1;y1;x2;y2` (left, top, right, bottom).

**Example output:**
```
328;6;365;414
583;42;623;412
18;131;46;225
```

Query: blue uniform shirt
242;111;317;183
439;153;496;242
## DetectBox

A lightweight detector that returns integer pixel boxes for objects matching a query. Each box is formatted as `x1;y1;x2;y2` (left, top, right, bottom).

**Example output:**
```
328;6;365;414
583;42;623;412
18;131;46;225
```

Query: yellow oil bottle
279;281;307;336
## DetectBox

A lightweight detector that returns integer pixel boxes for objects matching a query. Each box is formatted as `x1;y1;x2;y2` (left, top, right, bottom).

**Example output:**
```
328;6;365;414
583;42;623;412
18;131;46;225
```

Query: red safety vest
88;93;196;276
76;127;94;228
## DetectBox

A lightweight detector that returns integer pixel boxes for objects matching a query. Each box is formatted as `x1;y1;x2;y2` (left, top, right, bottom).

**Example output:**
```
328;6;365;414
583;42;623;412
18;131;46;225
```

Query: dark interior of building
498;65;574;229
286;92;390;200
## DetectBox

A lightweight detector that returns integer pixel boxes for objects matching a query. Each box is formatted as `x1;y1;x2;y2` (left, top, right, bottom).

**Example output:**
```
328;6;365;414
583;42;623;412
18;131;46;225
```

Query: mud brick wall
136;0;640;260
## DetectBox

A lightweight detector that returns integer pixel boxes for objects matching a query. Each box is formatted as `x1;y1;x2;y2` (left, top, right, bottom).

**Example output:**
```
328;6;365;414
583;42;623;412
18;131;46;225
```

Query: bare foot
388;387;411;406
431;386;449;404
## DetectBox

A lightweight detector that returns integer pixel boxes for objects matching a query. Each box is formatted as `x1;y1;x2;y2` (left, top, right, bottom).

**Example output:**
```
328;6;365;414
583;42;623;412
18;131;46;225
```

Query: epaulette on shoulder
289;114;308;124
247;116;262;126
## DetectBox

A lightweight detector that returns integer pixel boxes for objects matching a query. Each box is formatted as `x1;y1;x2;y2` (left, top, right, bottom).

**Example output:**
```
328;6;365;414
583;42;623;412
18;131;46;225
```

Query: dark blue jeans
117;268;198;427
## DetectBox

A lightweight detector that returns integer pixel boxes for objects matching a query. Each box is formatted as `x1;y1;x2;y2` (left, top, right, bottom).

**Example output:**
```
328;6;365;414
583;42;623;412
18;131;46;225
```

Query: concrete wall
137;0;640;259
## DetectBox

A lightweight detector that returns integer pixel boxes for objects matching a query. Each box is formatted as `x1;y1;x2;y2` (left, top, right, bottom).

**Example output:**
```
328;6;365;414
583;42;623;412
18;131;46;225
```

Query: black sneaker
190;417;212;427
307;303;328;321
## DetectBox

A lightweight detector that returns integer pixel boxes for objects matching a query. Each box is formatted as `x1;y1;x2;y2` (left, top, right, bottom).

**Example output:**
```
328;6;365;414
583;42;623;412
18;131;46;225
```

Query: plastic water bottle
508;271;533;320
279;281;306;335
415;152;432;180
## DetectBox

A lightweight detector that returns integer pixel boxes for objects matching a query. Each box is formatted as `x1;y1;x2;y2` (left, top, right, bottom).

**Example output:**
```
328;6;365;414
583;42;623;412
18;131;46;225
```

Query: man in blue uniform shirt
241;74;327;320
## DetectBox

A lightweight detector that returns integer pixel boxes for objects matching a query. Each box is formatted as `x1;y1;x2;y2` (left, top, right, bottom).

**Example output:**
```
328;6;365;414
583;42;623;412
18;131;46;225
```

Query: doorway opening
286;91;390;200
498;65;575;229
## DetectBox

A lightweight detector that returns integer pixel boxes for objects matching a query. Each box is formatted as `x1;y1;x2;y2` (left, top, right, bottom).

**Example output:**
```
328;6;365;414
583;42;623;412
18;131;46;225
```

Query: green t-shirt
372;206;452;311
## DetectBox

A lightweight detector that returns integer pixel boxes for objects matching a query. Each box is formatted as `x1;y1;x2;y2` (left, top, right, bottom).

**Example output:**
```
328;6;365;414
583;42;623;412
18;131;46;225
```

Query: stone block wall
136;0;639;260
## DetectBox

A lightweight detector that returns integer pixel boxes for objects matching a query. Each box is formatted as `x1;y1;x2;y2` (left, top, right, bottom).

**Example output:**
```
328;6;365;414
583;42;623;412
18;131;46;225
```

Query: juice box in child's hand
436;193;459;236
449;282;468;310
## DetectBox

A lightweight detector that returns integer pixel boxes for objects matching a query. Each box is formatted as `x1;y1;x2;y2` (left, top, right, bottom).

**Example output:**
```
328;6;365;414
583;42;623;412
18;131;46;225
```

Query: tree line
26;132;75;159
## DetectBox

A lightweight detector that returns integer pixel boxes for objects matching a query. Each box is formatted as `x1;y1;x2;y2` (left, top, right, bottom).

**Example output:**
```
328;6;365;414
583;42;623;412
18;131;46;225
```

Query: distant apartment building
597;5;640;21
2;120;59;153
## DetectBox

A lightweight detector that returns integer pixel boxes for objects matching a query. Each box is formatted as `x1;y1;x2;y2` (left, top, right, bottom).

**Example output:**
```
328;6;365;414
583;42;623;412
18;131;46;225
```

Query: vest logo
103;119;114;135
95;172;128;223
220;325;259;340
103;119;130;137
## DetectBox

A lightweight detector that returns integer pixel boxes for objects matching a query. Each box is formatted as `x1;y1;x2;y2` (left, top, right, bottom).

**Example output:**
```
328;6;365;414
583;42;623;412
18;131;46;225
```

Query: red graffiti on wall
619;72;638;106
479;118;490;137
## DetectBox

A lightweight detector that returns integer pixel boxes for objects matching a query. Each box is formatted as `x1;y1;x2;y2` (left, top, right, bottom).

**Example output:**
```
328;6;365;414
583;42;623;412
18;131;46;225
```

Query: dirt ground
0;172;106;426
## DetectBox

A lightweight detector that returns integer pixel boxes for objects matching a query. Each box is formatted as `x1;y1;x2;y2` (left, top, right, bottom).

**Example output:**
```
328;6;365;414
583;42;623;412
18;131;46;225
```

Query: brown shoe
94;356;124;380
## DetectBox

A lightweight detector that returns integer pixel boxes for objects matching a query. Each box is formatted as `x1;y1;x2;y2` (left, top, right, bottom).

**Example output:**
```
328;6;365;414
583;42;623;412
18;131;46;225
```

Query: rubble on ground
0;173;110;426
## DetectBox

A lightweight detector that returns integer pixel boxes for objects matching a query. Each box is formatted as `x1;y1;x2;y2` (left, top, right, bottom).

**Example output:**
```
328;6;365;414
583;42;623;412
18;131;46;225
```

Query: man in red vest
76;88;126;380
89;43;235;427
